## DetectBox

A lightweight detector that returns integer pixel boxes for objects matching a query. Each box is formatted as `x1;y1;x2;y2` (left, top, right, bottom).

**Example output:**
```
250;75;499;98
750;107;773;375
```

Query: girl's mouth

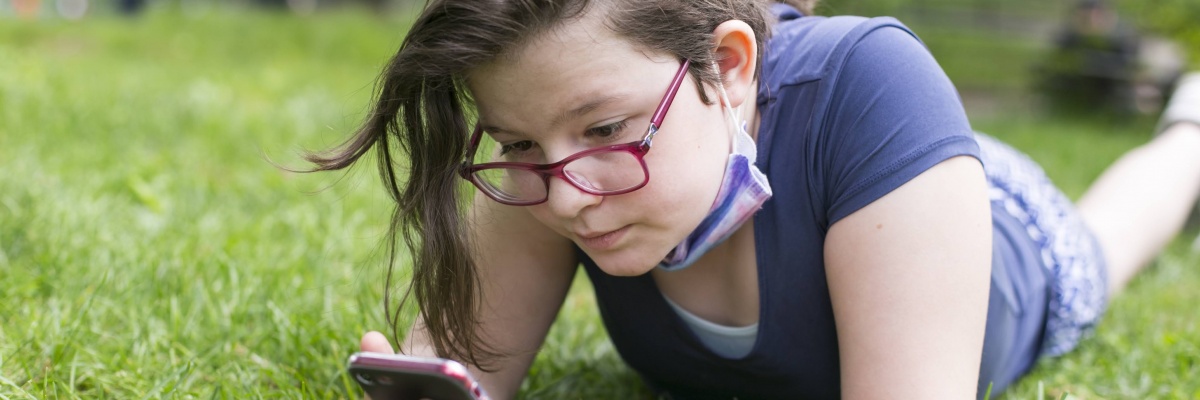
578;225;631;251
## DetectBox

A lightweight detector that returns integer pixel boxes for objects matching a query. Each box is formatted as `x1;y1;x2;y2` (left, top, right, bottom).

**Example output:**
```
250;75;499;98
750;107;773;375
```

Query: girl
309;0;1200;398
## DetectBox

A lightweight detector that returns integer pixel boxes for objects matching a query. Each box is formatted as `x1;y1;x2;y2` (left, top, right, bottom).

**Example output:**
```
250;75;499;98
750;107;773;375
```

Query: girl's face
468;14;733;277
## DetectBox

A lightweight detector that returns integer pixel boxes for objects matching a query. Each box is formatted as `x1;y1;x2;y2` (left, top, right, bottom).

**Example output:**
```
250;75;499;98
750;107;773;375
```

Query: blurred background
824;0;1197;119
2;0;1198;398
4;0;1197;115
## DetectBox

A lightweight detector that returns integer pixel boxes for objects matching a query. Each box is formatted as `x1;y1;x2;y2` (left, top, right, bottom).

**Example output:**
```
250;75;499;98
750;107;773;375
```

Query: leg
1076;122;1200;295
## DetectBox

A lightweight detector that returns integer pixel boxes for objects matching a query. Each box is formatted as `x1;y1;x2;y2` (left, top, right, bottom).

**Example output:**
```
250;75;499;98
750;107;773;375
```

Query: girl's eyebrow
479;125;523;138
551;93;627;126
480;93;629;136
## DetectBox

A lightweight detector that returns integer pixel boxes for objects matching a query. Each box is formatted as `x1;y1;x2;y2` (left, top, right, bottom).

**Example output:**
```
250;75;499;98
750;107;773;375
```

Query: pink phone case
347;352;489;400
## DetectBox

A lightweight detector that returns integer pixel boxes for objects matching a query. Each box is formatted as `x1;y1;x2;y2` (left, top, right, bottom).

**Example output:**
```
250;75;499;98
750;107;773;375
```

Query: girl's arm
824;156;992;399
399;191;578;400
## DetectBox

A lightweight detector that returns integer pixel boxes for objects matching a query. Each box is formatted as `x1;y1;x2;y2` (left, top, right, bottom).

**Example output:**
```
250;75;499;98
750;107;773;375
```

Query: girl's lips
578;225;630;251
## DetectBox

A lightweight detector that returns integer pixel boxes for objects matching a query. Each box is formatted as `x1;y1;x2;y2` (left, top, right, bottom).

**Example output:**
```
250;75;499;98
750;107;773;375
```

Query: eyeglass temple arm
460;126;485;177
643;59;691;146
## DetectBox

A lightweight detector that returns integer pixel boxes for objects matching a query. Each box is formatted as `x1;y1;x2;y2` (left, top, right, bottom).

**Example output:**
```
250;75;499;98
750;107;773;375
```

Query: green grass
1;6;1197;399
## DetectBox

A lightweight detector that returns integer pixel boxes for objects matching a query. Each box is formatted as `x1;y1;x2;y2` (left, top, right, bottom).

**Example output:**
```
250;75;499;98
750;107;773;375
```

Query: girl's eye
586;120;628;140
499;140;535;155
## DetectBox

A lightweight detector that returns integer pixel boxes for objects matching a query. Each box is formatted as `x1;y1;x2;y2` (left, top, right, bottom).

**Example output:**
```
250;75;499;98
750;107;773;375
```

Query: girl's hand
360;331;396;354
357;332;393;400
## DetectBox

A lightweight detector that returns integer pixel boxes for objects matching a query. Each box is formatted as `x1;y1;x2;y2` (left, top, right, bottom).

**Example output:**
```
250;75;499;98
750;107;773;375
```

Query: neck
743;80;761;142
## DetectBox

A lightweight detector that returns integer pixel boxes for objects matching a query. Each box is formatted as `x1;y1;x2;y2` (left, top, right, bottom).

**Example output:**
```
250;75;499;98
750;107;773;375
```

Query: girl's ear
711;20;758;108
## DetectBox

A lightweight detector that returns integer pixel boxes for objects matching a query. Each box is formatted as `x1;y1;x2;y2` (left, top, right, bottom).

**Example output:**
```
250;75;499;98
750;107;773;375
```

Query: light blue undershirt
662;295;758;359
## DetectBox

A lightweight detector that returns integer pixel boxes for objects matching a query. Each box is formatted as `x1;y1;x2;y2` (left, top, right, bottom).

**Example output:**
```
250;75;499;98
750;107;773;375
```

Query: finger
360;331;396;354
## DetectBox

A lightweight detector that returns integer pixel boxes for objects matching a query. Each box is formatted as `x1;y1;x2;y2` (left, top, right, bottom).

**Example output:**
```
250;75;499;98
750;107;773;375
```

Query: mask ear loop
712;61;745;154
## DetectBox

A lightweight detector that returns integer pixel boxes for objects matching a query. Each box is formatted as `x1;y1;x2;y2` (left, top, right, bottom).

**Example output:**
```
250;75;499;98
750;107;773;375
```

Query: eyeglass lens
471;149;646;203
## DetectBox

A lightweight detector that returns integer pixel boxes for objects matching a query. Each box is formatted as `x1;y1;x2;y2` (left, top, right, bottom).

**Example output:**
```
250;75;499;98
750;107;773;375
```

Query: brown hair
307;0;817;370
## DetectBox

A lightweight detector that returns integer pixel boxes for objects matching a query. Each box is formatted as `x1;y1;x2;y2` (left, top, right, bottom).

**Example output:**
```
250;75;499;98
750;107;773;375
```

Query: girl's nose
544;176;602;219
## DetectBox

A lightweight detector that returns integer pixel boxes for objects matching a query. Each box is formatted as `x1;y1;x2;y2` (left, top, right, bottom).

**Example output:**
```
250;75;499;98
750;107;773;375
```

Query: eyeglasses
459;59;691;206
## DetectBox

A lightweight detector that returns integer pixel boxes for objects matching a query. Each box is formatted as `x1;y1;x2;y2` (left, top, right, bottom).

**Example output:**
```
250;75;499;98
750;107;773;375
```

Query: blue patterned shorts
975;133;1109;357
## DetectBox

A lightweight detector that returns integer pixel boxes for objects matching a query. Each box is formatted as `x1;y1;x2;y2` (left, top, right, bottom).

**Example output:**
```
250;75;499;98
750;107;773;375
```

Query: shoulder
762;15;928;88
756;14;978;228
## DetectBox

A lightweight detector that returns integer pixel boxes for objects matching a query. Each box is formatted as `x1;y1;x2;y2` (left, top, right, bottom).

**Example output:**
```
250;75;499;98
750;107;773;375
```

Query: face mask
657;65;773;271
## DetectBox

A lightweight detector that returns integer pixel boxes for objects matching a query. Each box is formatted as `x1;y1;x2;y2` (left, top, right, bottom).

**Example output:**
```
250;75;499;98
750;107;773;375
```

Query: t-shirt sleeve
818;24;981;226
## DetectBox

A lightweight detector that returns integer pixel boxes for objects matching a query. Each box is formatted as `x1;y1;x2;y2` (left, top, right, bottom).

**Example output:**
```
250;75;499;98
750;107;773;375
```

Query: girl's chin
575;235;676;276
588;253;661;277
597;263;656;277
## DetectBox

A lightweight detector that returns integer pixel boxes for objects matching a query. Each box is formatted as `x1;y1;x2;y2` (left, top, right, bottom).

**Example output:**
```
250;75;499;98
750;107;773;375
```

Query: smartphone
347;352;490;400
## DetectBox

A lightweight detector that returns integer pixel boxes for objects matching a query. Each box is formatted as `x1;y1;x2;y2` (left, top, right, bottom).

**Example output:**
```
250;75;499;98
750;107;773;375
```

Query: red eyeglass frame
458;59;692;206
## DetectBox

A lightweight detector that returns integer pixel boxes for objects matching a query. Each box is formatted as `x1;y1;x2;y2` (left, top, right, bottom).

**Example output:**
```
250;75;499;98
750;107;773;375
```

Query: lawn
1;5;1197;399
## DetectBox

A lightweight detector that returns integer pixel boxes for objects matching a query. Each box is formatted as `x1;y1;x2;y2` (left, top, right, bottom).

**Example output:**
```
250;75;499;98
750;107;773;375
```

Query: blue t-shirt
579;7;1046;399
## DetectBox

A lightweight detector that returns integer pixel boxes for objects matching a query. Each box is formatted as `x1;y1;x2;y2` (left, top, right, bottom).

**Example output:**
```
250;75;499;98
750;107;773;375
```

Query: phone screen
347;353;487;400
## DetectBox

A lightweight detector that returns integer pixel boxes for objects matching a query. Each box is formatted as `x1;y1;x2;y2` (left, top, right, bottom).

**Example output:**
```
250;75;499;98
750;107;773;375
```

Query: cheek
524;205;568;236
639;130;728;227
649;121;729;202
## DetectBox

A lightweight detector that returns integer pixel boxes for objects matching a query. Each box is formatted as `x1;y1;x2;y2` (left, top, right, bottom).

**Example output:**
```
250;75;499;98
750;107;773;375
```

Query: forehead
466;11;675;128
